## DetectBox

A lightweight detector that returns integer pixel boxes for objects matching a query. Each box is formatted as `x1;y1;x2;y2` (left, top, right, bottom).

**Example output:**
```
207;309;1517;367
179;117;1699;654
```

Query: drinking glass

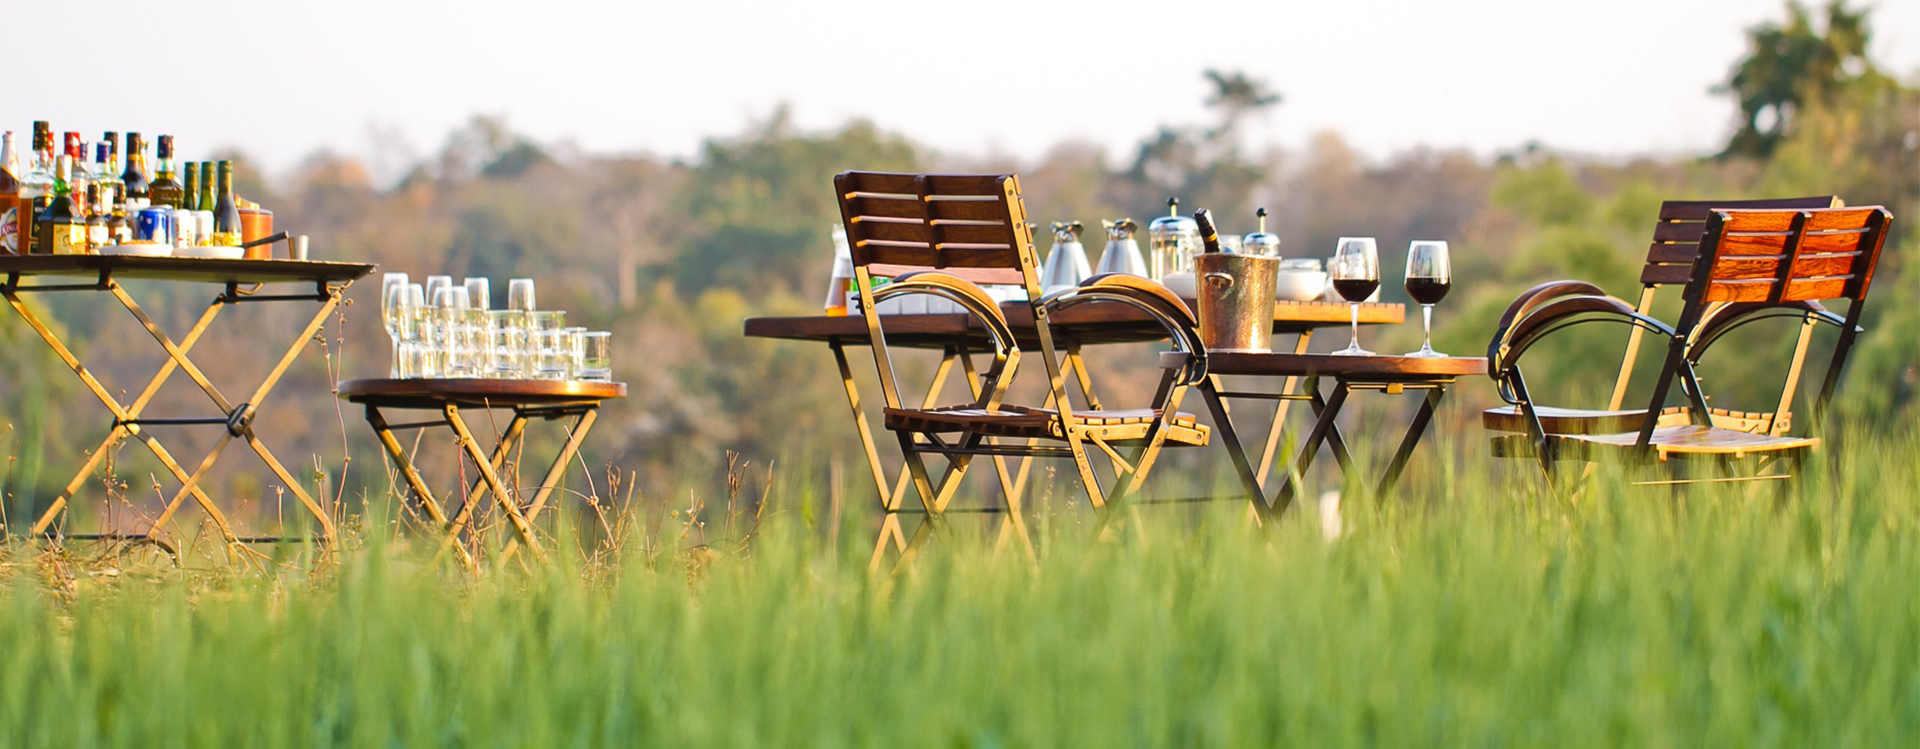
1403;240;1452;357
507;278;536;312
380;273;410;377
563;327;587;379
529;310;568;379
1329;237;1380;356
464;277;491;311
488;310;528;378
575;331;613;381
391;283;425;377
423;275;453;309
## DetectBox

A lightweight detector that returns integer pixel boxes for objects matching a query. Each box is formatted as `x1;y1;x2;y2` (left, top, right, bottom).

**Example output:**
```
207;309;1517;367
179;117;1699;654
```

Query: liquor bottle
22;123;55;207
62;132;87;209
34;154;85;255
86;183;109;250
121;132;150;214
148;135;184;209
211;160;242;247
182;160;199;211
92;140;121;200
1;131;24;254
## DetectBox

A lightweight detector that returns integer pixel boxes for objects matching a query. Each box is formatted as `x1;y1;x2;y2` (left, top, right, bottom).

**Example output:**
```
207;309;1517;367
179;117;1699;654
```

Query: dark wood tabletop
0;254;375;285
1164;351;1487;379
745;300;1403;348
339;378;628;409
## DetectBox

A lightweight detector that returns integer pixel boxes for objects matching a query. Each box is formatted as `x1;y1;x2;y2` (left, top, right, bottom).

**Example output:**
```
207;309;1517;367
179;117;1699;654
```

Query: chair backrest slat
1699;207;1890;304
834;171;1035;285
1639;195;1840;286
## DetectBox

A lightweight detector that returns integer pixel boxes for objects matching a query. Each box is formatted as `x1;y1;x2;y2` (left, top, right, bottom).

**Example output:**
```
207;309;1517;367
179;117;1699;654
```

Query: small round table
339;378;626;568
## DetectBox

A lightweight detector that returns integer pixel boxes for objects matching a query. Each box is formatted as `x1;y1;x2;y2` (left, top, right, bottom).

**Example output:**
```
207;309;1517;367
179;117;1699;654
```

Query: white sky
6;0;1918;182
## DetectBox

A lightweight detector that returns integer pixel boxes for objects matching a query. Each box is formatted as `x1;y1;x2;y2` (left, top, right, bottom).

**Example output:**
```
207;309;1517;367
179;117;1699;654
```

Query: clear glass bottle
20;122;56;208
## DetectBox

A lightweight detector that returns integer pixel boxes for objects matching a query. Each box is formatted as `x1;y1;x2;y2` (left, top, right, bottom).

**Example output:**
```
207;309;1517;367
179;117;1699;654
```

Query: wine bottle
1192;208;1222;253
121;132;150;214
34;154;85;255
196;161;214;214
212;160;242;247
182;160;199;212
148;135;184;208
1;131;24;254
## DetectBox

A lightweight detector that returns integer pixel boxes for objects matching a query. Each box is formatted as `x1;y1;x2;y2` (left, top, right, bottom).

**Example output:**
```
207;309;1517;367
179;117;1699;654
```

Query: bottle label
88;223;109;248
51;224;87;255
0;203;19;254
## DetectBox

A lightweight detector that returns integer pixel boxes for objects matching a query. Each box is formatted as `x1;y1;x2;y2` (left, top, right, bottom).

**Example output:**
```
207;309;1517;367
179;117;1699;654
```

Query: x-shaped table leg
1265;377;1449;519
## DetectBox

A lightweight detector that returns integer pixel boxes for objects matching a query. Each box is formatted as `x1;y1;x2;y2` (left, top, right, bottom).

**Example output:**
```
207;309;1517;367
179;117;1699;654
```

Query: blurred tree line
0;1;1912;529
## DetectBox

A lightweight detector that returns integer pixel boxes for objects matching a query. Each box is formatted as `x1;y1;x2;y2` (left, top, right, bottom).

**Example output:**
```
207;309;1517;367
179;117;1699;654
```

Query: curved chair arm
1042;274;1208;385
1499;295;1675;371
871;271;1022;410
874;271;1019;357
1687;300;1856;362
1485;280;1611;372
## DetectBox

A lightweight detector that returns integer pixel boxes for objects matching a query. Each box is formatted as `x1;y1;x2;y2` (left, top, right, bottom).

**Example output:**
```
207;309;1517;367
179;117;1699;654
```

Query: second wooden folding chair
835;172;1210;569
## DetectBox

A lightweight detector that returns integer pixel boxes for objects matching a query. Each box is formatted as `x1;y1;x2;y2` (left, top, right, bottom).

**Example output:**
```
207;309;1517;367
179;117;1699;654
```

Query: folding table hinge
226;403;256;437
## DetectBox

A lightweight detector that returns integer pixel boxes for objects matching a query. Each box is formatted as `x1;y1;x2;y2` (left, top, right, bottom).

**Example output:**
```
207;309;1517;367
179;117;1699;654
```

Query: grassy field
3;425;1920;747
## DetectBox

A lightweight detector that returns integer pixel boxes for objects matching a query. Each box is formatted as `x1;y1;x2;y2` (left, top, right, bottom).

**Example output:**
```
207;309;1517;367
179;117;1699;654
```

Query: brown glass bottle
148;135;184;209
121;132;150;210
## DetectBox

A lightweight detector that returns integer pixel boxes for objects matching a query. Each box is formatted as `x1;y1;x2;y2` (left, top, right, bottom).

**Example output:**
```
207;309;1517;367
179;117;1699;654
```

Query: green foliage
1718;1;1895;159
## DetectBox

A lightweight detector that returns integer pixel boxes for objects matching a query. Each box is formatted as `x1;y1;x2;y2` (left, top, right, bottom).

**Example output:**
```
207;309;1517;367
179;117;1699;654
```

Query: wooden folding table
744;301;1404;514
338;378;626;569
0;254;373;551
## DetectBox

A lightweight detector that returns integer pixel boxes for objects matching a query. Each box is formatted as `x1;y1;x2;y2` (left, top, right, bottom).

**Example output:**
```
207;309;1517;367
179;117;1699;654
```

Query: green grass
4;427;1920;747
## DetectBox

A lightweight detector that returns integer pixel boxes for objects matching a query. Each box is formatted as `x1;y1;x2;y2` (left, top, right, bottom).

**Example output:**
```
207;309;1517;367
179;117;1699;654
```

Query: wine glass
507;278;535;312
464;277;491;311
1403;241;1452;357
394;283;427;377
1330;237;1379;356
423;275;453;305
380;273;409;376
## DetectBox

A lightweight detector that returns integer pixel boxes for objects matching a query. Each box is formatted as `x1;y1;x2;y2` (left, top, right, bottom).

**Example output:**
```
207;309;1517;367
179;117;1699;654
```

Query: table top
339;378;627;409
0;254;376;285
745;300;1403;347
1165;351;1487;380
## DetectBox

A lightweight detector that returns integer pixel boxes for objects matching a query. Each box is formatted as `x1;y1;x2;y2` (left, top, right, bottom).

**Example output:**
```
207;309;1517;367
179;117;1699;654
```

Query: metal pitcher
1040;221;1092;293
1195;252;1280;352
1094;218;1148;276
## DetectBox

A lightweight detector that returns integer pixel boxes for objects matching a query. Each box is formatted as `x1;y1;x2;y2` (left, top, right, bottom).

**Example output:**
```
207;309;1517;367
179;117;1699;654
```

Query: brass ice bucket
1195;253;1280;352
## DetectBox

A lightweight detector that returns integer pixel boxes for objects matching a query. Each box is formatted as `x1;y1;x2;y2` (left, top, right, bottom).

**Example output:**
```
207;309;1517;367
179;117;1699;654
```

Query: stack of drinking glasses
379;273;613;381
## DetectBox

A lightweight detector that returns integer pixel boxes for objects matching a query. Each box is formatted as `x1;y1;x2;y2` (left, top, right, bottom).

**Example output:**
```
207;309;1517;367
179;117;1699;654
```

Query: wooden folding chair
1484;196;1842;445
835;172;1210;569
1488;205;1892;481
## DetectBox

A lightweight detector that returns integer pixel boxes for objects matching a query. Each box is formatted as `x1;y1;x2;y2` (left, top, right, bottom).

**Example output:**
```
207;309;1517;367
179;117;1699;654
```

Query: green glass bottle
196;161;215;215
182;161;200;212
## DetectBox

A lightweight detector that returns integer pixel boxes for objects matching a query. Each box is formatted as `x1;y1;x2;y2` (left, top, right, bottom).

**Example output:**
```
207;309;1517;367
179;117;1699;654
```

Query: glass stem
1349;302;1360;348
1422;304;1434;351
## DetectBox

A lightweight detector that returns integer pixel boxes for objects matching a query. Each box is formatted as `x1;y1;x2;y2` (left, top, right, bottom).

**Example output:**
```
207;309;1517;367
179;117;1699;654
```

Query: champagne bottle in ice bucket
1039;220;1091;293
1192;208;1280;353
1094;218;1148;276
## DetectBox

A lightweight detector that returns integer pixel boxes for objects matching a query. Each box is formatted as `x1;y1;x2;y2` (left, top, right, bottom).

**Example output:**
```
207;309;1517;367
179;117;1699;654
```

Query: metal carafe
1146;198;1200;282
1039;221;1092;293
1093;218;1148;276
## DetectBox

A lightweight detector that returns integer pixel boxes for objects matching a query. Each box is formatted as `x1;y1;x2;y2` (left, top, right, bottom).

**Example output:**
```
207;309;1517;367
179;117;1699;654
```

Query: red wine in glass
1333;278;1380;302
1404;277;1450;305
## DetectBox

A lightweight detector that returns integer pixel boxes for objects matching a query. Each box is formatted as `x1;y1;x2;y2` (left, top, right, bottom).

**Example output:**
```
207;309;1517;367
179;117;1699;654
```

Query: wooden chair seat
1481;405;1788;435
1554;425;1819;458
884;404;1209;445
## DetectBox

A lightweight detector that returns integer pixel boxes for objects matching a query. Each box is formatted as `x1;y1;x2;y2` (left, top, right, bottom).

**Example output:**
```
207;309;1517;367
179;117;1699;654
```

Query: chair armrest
1493;294;1675;377
1486;280;1610;368
1688;300;1857;361
873;270;1018;356
1043;274;1207;384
